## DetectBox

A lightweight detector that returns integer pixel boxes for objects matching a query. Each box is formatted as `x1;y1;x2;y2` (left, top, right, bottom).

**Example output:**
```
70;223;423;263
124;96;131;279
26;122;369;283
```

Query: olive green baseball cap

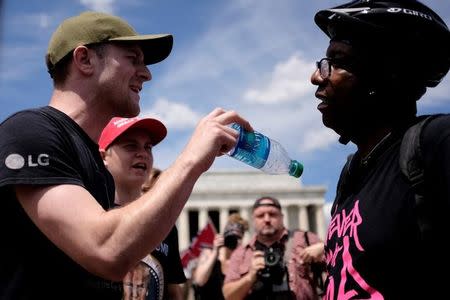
46;11;173;71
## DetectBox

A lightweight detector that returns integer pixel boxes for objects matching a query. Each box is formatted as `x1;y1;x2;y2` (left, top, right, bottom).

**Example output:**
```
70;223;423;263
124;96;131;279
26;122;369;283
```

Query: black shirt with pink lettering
324;116;450;300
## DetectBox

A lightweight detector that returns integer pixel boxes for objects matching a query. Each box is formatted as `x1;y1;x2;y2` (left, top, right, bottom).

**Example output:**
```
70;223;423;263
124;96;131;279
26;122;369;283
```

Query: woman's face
311;40;368;140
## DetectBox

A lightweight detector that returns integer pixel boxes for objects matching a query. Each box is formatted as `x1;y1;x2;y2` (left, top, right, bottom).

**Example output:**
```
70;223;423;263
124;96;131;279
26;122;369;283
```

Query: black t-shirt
123;226;186;300
0;106;118;299
325;116;450;299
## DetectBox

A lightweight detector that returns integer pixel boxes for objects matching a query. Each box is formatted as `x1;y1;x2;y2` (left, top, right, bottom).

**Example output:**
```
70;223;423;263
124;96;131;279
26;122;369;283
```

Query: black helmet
314;0;450;88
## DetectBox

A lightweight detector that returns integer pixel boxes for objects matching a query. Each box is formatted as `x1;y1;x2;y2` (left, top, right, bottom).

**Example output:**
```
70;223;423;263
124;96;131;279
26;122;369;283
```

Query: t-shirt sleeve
0;111;84;187
166;227;187;283
223;246;247;284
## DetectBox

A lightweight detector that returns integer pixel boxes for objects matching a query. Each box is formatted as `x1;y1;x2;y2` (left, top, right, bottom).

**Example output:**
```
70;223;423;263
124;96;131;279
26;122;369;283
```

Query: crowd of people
0;0;449;299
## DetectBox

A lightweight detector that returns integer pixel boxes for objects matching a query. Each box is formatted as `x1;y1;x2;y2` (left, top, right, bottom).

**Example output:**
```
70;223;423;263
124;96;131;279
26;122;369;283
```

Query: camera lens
224;235;238;250
265;253;276;265
264;248;280;267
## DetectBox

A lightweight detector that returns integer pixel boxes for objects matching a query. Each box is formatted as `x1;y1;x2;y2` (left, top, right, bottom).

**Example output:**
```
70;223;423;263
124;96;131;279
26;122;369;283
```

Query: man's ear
72;45;95;75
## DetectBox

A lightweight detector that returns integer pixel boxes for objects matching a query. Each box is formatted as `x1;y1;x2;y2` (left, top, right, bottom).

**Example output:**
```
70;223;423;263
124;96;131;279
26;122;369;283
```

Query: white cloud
80;0;116;13
37;13;52;29
243;54;315;104
160;1;306;88
299;127;338;153
7;13;55;31
140;98;201;130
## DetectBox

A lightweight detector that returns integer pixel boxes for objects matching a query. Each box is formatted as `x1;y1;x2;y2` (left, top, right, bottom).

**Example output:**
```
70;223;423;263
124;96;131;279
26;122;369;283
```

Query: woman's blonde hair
141;168;162;193
227;213;249;232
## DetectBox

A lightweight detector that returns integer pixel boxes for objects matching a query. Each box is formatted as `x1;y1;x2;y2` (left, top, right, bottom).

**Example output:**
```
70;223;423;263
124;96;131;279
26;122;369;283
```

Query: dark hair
49;43;108;86
252;196;282;211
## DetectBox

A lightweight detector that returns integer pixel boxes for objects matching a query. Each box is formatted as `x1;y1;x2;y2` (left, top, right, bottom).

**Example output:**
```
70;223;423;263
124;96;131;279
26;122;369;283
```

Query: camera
264;247;282;267
223;223;244;250
255;245;286;285
224;234;239;250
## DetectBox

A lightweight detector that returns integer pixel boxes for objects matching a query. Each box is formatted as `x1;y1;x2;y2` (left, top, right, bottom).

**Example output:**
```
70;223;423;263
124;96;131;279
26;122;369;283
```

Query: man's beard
259;226;278;238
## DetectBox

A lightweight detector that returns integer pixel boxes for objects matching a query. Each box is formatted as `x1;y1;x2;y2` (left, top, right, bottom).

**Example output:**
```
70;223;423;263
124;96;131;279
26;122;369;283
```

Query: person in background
142;167;163;193
192;213;249;300
99;118;186;300
223;196;324;300
0;11;250;299
311;1;450;299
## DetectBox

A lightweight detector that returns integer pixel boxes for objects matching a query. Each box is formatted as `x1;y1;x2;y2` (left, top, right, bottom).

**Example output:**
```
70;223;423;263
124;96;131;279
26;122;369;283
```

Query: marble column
220;207;228;232
298;205;309;231
314;204;326;240
239;206;251;223
198;207;208;230
282;206;288;228
178;209;190;251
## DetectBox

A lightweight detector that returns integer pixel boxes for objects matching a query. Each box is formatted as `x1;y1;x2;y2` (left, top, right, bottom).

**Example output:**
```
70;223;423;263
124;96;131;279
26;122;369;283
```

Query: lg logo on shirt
5;153;50;170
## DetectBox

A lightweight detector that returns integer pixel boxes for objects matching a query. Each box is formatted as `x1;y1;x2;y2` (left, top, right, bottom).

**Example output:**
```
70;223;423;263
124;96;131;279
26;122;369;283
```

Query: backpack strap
399;114;443;241
302;231;325;296
304;230;310;246
284;230;325;297
283;229;296;264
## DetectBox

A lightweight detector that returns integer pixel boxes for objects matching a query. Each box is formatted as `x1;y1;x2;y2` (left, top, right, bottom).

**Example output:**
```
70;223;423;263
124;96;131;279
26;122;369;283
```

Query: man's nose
311;68;323;85
138;65;152;82
136;147;150;158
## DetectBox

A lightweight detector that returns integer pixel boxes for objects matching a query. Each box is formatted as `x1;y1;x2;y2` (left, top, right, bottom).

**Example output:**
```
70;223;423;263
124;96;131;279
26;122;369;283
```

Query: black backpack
336;114;445;241
399;114;445;241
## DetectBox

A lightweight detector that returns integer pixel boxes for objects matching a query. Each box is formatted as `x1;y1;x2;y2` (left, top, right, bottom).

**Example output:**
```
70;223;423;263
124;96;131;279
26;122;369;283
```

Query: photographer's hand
223;250;265;300
249;250;265;280
299;242;325;264
213;234;225;252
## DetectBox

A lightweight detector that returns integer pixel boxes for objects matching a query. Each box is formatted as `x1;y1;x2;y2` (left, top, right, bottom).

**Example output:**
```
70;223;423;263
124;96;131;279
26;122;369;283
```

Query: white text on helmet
387;8;432;21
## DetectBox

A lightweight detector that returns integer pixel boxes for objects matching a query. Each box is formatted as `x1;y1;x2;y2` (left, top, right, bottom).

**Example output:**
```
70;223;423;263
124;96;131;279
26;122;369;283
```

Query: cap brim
111;34;173;65
129;118;167;146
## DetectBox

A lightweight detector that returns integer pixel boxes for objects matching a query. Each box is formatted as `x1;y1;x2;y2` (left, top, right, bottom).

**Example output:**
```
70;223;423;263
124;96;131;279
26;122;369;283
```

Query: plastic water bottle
228;123;303;178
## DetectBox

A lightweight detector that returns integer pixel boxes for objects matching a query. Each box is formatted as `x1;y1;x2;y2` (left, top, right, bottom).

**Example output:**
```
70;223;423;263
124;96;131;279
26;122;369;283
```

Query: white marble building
176;170;327;250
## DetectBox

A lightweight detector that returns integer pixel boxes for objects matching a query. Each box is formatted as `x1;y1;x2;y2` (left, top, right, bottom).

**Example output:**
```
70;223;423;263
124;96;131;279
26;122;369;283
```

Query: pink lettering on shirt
325;200;383;300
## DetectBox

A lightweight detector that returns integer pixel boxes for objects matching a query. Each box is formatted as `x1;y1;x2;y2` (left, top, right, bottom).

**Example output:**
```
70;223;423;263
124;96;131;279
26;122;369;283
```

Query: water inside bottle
228;123;270;169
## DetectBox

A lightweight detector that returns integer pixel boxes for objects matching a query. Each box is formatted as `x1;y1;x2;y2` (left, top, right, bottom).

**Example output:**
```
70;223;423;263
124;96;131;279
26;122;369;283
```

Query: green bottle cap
289;160;303;178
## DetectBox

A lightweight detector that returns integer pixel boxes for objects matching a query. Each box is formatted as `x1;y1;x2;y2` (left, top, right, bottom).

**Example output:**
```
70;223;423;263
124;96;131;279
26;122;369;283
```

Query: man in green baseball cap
0;10;251;300
46;11;173;75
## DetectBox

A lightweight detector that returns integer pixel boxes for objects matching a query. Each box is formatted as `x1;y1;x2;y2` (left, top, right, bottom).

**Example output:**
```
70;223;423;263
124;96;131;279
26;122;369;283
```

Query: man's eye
127;55;138;63
124;144;137;150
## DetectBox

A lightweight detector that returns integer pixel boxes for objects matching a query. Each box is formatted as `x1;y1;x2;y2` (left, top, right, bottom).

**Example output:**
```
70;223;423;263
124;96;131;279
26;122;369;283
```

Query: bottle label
229;124;270;169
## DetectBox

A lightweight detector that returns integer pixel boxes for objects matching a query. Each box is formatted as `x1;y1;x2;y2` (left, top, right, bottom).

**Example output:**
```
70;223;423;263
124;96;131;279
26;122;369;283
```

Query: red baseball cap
99;117;167;151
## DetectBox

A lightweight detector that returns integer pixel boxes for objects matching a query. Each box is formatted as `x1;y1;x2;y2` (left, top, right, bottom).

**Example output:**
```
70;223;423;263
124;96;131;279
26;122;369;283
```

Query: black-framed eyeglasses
316;58;333;80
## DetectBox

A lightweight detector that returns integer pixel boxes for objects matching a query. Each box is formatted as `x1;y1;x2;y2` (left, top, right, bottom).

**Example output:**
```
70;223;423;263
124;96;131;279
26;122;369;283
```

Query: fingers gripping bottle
228;123;303;178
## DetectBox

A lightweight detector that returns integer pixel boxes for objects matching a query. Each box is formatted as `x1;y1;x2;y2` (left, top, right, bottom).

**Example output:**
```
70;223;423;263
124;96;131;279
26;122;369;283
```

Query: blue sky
1;0;450;205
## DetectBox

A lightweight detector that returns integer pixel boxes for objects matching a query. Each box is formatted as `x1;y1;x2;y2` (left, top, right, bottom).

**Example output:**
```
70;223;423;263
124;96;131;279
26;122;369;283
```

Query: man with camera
222;197;324;300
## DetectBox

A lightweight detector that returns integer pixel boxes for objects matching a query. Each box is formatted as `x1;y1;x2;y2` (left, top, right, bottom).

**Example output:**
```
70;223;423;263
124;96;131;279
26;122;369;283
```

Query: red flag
180;219;217;268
